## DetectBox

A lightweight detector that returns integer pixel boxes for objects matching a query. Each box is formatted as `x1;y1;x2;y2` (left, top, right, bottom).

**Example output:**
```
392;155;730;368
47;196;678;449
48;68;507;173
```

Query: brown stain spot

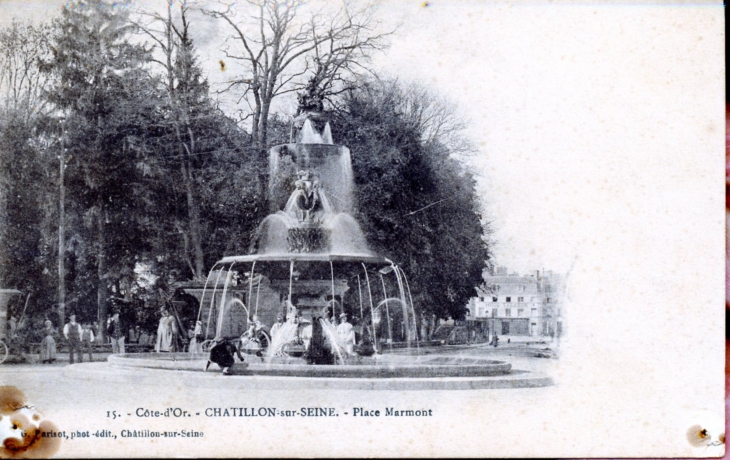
687;424;710;447
0;386;26;415
0;387;62;458
219;60;226;71
2;416;62;459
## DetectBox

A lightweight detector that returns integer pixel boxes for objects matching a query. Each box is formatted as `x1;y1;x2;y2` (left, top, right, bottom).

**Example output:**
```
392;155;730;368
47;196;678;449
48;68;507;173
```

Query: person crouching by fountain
206;338;244;375
337;313;356;355
155;308;177;352
40;319;57;364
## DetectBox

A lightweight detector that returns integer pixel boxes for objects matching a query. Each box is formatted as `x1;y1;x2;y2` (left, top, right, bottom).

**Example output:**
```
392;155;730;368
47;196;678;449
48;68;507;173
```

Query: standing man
107;311;125;354
63;313;82;364
337;313;355;355
81;323;95;362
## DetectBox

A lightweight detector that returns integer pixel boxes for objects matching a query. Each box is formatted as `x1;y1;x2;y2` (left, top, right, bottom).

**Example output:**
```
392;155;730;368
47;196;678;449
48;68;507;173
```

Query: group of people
203;304;362;374
266;305;358;356
7;298;369;369
37;313;97;364
5;304;188;364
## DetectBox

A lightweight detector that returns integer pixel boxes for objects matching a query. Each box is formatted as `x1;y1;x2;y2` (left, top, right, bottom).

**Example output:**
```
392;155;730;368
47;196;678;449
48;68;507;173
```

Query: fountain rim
218;253;388;265
272;142;345;147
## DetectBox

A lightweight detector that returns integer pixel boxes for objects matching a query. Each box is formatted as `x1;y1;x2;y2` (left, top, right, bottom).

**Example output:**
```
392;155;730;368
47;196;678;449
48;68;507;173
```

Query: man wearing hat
63;313;83;364
336;312;356;355
107;311;125;354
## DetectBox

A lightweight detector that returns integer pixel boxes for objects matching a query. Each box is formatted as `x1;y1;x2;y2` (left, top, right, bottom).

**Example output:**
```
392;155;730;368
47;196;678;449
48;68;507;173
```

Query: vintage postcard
0;0;724;457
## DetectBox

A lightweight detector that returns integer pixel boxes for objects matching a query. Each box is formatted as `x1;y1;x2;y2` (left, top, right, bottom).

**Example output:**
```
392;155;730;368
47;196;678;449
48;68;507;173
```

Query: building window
505;308;511;317
479;297;484;302
531;308;538;316
492;308;497;317
506;297;511;303
518;297;524;302
492;296;498;302
518;308;524;316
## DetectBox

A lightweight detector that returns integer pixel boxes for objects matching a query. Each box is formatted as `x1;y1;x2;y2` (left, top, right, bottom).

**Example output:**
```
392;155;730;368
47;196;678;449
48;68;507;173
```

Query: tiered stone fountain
105;114;552;389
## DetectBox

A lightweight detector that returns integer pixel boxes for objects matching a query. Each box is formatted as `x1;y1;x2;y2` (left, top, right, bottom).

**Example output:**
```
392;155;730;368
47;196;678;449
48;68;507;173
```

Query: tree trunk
182;158;204;279
57;142;66;327
0;173;8;283
96;204;108;342
256;99;272;205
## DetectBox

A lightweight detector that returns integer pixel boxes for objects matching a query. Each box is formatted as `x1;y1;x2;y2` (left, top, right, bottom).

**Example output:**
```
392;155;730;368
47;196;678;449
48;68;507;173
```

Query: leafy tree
43;0;160;330
331;79;491;322
0;114;55;304
0;20;57;319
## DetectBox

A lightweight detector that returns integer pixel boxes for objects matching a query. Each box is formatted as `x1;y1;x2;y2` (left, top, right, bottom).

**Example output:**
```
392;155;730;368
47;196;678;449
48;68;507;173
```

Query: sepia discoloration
686;424;724;449
0;386;61;459
0;388;25;415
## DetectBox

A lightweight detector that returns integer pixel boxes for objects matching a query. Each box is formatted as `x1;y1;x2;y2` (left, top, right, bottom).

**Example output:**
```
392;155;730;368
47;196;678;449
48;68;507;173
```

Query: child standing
81;323;95;362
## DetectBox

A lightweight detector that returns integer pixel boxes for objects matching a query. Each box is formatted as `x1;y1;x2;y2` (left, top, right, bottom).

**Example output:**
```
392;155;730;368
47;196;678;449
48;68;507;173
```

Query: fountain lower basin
103;352;553;390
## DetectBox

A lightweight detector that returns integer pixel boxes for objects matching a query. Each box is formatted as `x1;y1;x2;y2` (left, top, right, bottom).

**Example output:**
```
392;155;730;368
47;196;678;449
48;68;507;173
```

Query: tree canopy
0;0;492;333
332;79;491;319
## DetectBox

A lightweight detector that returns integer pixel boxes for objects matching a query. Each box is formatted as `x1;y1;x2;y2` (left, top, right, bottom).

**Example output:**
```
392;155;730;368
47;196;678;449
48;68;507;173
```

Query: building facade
467;267;563;339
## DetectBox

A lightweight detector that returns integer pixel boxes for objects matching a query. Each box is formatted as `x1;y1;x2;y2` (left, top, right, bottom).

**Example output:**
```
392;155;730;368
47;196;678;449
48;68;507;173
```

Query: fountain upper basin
219;253;386;264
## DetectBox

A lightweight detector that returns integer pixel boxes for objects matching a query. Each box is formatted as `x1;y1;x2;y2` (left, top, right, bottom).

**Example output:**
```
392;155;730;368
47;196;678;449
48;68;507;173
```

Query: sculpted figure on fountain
293;170;324;223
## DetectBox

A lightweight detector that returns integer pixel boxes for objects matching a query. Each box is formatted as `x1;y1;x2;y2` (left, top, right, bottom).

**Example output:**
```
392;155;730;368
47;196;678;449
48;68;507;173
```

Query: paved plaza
0;343;559;457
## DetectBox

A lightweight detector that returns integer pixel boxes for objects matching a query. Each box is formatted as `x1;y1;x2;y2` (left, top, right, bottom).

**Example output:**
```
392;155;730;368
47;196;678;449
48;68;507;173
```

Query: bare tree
0;19;53;124
204;0;392;168
397;82;474;156
352;78;474;155
134;0;210;279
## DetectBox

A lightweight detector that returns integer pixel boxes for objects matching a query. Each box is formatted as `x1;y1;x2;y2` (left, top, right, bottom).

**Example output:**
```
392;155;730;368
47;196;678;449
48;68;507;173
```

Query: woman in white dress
40;320;57;363
155;309;177;352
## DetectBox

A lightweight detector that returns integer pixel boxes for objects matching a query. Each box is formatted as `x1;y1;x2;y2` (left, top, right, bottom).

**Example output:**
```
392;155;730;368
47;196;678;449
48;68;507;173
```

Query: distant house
467;267;563;339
